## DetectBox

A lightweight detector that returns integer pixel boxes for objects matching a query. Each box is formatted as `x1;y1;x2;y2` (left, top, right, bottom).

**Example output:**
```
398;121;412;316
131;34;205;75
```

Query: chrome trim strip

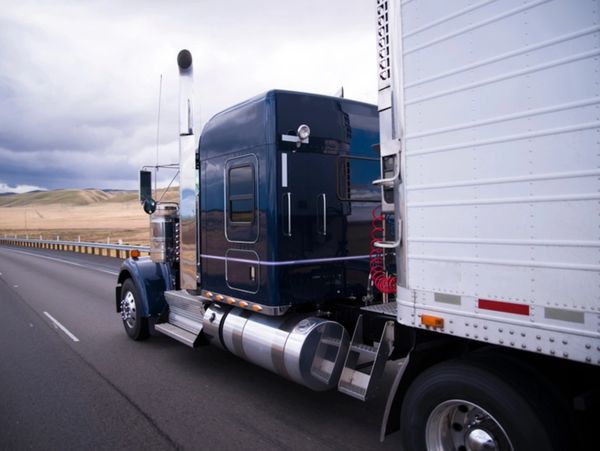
281;153;288;187
200;253;370;266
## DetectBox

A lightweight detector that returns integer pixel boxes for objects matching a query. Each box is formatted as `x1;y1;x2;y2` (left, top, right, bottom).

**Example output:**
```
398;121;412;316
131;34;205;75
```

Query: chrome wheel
120;291;136;329
426;400;514;451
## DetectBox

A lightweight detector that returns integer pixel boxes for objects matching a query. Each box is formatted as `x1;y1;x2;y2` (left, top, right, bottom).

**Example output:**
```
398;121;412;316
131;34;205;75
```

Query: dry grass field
0;188;178;245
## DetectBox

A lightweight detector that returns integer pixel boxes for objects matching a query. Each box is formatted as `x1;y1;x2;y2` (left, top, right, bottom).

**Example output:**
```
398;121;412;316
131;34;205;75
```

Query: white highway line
1;248;119;276
43;311;80;342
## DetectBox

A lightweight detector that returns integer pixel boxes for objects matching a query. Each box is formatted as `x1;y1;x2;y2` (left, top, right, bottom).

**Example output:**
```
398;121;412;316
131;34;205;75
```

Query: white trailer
375;0;599;448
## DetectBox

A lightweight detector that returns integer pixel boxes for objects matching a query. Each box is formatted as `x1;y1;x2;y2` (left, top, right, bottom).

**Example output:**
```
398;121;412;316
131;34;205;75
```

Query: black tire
400;357;569;451
120;278;149;341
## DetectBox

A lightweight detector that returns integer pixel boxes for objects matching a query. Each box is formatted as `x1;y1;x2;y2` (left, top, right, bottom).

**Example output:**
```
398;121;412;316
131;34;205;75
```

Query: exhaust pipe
177;49;199;290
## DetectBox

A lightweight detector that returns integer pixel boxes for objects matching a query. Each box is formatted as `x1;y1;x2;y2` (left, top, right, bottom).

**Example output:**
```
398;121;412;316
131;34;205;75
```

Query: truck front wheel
400;357;569;451
120;278;149;341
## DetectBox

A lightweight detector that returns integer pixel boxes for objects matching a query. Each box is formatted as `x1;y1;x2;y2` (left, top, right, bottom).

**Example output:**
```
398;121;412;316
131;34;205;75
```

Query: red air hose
370;207;396;294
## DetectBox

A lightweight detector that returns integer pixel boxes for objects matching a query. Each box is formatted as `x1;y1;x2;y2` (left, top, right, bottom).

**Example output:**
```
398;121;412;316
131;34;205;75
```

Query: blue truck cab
117;90;380;319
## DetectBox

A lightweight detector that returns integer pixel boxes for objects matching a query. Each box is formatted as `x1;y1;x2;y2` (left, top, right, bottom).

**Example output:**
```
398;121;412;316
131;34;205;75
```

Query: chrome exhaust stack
177;49;199;290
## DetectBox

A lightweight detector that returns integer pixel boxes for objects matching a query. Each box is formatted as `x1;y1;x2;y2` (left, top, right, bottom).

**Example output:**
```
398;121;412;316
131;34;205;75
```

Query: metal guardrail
0;237;150;259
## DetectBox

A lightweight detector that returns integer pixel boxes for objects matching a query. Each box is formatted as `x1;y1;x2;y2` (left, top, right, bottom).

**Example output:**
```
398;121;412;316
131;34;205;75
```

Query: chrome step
338;378;368;399
164;290;205;334
361;301;398;317
157;290;207;347
154;322;198;347
337;315;394;401
351;343;378;359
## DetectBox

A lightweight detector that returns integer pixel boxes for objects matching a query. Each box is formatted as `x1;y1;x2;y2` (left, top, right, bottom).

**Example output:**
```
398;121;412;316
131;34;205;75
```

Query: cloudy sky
0;0;377;193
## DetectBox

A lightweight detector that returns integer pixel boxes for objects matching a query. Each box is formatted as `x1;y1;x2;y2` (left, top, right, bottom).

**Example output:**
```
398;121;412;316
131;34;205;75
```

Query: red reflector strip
478;299;530;316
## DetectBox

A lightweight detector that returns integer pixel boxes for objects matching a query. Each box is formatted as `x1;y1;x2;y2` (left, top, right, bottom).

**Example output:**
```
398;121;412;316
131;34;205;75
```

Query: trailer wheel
400;358;567;451
120;278;148;341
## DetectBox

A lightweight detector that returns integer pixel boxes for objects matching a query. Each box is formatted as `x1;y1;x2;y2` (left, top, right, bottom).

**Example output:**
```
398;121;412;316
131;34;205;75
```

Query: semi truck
116;1;599;449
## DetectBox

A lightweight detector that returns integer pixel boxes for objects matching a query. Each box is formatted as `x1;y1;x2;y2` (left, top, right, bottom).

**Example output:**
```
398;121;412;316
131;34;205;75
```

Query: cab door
279;150;342;261
224;154;260;294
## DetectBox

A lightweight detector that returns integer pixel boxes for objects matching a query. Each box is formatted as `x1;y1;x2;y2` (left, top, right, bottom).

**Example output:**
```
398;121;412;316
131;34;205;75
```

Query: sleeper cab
198;90;380;314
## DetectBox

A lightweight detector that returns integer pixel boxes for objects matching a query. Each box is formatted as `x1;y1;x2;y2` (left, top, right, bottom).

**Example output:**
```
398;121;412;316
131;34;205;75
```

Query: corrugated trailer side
394;0;600;365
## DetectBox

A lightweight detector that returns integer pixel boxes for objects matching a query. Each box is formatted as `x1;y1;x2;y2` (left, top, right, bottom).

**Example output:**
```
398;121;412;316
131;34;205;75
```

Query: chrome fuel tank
203;305;349;391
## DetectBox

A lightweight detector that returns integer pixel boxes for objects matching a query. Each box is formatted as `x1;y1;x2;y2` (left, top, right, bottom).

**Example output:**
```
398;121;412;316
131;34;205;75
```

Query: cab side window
225;155;259;243
228;165;255;223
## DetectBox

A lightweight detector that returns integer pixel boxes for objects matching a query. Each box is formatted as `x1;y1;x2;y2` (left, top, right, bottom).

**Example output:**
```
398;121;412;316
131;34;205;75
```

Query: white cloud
0;182;47;194
0;0;377;190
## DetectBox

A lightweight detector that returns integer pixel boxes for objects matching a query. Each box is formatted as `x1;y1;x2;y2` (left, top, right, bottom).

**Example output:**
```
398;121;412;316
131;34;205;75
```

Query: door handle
283;192;292;237
318;193;327;236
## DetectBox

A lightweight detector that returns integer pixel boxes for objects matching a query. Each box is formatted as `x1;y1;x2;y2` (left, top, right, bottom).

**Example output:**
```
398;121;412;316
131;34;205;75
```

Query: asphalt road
0;245;402;450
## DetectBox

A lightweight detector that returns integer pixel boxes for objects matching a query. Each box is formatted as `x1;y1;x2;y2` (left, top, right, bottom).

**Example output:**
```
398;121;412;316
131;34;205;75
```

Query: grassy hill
0;187;179;245
0;188;178;207
0;189;124;207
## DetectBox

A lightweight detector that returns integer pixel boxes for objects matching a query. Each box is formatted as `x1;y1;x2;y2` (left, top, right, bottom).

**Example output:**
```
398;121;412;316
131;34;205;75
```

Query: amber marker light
204;291;214;298
215;294;224;301
226;298;236;305
238;301;248;308
251;304;263;312
130;249;140;259
421;315;444;328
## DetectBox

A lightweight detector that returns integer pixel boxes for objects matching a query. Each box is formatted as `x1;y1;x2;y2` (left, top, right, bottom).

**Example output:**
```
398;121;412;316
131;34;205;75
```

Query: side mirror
139;170;156;215
143;198;157;215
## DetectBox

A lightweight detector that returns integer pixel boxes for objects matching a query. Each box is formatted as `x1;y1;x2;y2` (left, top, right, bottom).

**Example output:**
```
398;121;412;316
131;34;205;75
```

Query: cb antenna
155;73;163;193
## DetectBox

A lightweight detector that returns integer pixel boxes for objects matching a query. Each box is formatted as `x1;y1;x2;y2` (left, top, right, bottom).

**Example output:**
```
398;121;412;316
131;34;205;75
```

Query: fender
115;256;174;318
